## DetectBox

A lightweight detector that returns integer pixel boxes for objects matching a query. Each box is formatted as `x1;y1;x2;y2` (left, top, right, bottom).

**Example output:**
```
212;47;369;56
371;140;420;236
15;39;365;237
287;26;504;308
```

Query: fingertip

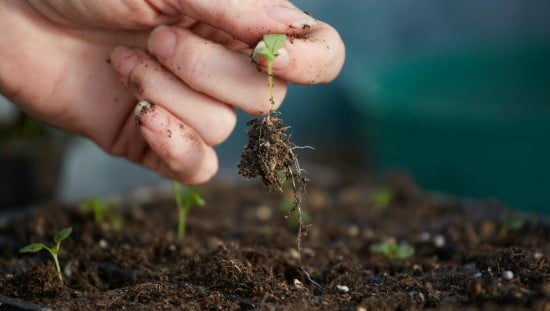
110;46;139;76
272;48;290;70
136;103;218;185
148;25;177;59
174;147;219;185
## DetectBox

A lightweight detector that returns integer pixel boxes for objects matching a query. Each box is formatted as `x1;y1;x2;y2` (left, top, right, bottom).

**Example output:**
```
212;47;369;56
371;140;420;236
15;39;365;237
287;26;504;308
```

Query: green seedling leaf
19;227;73;284
80;198;106;224
253;34;287;62
54;227;72;244
80;198;122;228
395;244;415;259
369;242;392;255
173;183;206;241
280;199;311;227
184;189;205;207
370;241;414;260
499;214;526;237
371;187;394;210
264;34;287;54
19;243;45;253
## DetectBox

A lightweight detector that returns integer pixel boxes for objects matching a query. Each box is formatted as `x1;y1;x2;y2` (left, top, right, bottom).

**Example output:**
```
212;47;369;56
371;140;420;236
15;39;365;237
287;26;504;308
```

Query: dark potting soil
0;173;548;310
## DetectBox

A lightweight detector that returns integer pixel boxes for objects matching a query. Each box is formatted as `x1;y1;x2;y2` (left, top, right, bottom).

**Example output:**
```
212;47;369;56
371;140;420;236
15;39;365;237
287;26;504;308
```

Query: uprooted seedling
238;34;310;260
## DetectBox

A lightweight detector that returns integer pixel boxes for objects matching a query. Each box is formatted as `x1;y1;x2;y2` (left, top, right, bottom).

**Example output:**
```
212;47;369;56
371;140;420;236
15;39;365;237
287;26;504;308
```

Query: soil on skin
0;173;549;310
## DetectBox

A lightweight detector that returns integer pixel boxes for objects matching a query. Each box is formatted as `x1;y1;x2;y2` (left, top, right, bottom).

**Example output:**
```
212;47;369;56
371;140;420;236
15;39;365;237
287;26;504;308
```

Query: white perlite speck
337;285;350;293
135;100;152;117
503;270;514;280
434;234;446;248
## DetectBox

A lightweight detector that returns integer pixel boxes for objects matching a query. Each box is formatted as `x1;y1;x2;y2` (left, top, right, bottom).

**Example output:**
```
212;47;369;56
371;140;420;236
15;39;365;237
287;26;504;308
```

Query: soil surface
0;172;549;310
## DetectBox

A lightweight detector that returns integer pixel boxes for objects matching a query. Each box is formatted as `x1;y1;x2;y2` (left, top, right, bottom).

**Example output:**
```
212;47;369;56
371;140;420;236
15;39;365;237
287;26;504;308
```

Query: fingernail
252;41;266;62
272;48;290;70
134;100;168;134
111;46;138;76
264;6;317;29
148;25;176;59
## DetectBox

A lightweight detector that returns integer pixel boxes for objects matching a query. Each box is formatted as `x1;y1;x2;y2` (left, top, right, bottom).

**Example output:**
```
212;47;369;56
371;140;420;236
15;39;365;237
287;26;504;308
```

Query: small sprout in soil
79;198;123;230
370;240;415;260
280;198;311;228
370;187;395;210
499;214;526;237
173;182;205;241
19;227;72;284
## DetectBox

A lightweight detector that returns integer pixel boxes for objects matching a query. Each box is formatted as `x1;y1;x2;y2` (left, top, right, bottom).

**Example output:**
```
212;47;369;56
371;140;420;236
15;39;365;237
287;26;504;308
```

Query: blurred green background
1;1;549;213
288;0;550;213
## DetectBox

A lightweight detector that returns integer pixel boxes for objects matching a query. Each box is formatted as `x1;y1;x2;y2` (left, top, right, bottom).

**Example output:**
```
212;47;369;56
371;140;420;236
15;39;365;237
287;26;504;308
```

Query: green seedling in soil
79;198;123;230
173;182;205;241
371;187;395;210
370;240;415;260
499;214;526;237
19;227;72;284
239;33;310;261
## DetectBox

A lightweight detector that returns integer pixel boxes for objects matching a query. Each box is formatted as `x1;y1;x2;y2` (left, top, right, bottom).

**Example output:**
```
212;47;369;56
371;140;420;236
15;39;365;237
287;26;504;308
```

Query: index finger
254;22;346;84
174;0;318;44
175;0;345;84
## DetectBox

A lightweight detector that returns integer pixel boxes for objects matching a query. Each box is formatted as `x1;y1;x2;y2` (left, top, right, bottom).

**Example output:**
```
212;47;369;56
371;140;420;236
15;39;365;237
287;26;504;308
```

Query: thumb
174;0;318;44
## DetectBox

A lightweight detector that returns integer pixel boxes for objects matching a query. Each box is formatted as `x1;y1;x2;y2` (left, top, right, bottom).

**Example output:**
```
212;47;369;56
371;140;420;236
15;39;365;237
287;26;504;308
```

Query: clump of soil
238;113;307;195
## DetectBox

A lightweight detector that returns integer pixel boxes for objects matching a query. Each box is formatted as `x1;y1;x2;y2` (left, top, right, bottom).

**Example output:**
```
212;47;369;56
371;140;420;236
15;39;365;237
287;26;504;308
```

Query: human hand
0;0;345;184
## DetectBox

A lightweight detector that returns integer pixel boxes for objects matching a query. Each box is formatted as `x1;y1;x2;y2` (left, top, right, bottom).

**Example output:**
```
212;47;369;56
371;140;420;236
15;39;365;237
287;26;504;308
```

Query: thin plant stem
173;181;187;241
46;247;63;283
267;59;274;107
178;205;187;241
267;59;275;121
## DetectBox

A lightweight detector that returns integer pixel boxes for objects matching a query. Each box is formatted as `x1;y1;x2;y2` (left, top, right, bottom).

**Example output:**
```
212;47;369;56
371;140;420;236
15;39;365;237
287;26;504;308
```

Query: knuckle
177;43;209;87
117;0;162;27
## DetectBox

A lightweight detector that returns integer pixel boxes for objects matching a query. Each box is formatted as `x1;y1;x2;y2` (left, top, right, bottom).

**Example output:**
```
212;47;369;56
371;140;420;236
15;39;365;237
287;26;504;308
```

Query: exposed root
238;111;309;261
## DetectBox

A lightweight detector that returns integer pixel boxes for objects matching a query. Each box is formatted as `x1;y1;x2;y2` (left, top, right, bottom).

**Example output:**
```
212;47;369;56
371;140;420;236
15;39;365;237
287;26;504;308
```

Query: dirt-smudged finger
148;26;287;115
256;23;345;84
135;100;218;185
110;45;236;146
